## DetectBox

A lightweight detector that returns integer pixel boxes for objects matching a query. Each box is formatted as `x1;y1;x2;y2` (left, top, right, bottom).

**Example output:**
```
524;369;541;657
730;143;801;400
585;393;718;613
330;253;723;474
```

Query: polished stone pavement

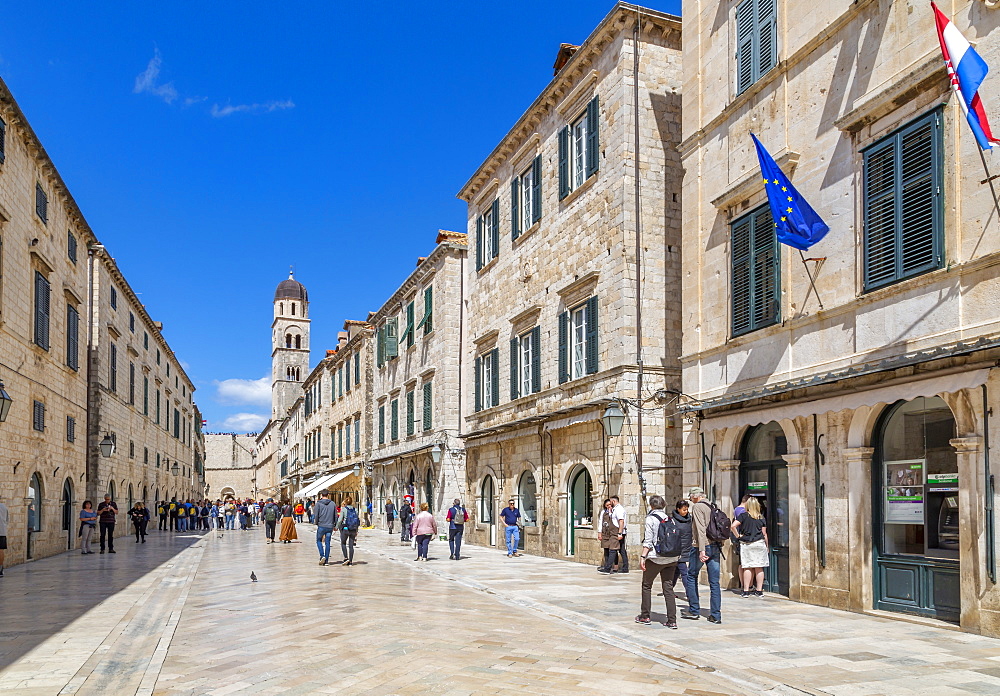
0;525;744;696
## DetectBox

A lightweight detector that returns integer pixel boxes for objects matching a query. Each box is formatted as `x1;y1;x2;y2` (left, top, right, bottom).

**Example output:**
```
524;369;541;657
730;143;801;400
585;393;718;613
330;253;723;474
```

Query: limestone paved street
2;524;1000;696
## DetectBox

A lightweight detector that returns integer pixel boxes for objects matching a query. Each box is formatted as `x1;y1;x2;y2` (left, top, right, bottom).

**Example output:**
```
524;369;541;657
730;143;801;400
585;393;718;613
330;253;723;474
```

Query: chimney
553;43;579;75
338;331;348;348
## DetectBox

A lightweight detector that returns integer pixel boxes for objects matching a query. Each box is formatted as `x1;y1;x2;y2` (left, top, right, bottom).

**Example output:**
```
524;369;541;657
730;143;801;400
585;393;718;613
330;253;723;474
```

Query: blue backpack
344;507;361;531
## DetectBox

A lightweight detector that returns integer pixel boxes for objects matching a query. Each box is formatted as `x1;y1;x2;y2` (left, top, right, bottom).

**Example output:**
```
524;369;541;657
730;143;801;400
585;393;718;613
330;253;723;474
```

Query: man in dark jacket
262;498;281;544
399;500;413;543
670;499;692;590
314;490;337;565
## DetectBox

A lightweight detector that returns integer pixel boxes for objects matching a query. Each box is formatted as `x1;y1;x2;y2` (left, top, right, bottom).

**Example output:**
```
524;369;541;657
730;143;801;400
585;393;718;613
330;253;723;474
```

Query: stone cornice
369;238;467;326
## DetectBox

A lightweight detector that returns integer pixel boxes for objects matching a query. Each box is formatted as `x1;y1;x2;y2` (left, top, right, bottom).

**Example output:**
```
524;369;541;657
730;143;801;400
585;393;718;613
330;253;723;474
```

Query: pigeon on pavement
250;572;257;582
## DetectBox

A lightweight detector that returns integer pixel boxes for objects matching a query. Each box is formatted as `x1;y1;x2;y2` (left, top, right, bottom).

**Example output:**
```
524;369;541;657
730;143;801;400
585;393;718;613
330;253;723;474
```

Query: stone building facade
680;0;1000;636
0;75;200;568
204;433;256;500
457;4;683;565
370;232;467;530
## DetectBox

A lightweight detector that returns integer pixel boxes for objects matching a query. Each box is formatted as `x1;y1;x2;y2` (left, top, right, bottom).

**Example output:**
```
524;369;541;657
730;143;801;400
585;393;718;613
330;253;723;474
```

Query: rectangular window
33;400;45;431
422;381;432;431
559;298;598;383
511;327;541;398
559;97;600;199
129;312;135;333
156;349;161;365
110;287;118;310
731;206;779;336
144;332;149;350
345;356;351;392
143;376;149;415
402;300;415;348
67;231;78;264
35;183;48;224
157;453;161;469
378;404;385;444
129;440;135;459
110;343;118;392
406;389;415;436
390;398;399;441
475;198;500;270
571;306;587;380
156;389;161;424
735;0;778;95
355;351;361;385
339;366;344;397
174;409;180;438
346;419;351;455
354;418;361;453
416;286;433;335
66;304;79;370
571;114;588;191
129;362;136;404
0;117;5;164
475;349;500;411
66;416;75;443
338;427;343;458
144;448;149;465
863;110;943;291
34;271;51;350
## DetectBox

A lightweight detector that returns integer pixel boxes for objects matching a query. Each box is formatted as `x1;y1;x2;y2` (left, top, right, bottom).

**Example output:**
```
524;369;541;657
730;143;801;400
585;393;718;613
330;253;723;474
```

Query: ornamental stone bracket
717;458;741;472
781;454;805;468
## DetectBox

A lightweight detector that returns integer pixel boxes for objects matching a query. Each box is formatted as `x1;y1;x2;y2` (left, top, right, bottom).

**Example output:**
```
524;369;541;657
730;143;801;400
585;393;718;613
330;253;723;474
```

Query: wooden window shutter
530;326;542;393
490;349;500;408
0;118;5;164
491;198;500;260
510;337;520;401
422;382;432;431
66;304;79;370
757;0;778;77
424;286;433;334
586;95;600;178
391;399;399;440
558;311;569;383
34;271;50;350
558;126;570;199
585;296;599;375
377;324;385;366
476;215;484;270
355;351;361;384
406;390;415;436
35;184;48;224
378;405;385;444
511;176;520;241
386;317;399;358
751;207;779;329
354;419;360;452
474;355;482;412
532;155;542;223
731;216;753;336
735;0;755;95
143;377;149;415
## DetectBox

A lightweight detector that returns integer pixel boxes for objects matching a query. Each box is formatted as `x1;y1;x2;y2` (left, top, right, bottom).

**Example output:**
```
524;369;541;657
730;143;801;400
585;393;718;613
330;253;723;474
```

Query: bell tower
271;270;310;419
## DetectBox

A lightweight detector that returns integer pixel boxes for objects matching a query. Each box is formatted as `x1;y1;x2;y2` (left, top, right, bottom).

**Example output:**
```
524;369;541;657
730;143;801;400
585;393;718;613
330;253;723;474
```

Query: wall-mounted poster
885;459;925;524
927;473;959;493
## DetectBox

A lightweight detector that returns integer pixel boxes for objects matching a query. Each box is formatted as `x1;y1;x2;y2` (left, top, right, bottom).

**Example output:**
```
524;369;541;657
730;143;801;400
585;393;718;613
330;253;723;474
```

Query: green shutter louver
511;176;520;241
390;399;399;441
586;96;600;178
558;126;570;200
736;0;778;95
422;382;432;431
757;0;777;77
66;304;79;370
385;317;399;358
404;301;415;348
558;312;569;384
406;389;415;436
34;271;50;350
490;198;500;261
736;0;755;94
490;349;500;408
377;324;385;366
474;356;482;412
355;351;361;384
532;155;542;222
476;215;484;270
378;405;385;444
510;337;519;401
585;296;599;375
731;206;779;336
415;286;433;334
530;326;541;393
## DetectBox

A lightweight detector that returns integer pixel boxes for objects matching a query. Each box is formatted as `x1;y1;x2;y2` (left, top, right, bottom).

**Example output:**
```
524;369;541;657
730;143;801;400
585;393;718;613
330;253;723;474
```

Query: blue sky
2;0;680;432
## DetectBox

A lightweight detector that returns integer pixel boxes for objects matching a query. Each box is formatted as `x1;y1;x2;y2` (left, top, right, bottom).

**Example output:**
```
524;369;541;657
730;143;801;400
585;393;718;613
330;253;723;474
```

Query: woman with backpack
279;500;298;543
731;496;769;598
411;502;437;562
597;498;620;574
385;499;396;534
335;495;361;565
636;495;681;628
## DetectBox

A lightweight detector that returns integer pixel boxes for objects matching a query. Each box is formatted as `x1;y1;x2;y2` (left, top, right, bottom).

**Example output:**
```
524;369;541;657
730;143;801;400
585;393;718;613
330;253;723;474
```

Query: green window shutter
731;216;753;335
736;0;755;94
510;337;520;401
386;317;399;358
423;286;433;334
511;176;520;241
491;198;500;260
34;271;50;350
476;215;484;270
757;0;777;78
490;349;500;408
391;399;399;440
66;304;79;370
378;405;385;444
422;382;432;431
346;421;351;453
405;301;415;347
474;356;482;412
377;324;384;366
558;126;570;199
338;428;343;458
532;155;542;222
345;357;351;392
731;206;780;335
530;326;541;394
143;377;149;415
406;390;415;436
586;95;600;178
354;419;360;452
355;351;361;385
558;312;569;384
585;296;599;375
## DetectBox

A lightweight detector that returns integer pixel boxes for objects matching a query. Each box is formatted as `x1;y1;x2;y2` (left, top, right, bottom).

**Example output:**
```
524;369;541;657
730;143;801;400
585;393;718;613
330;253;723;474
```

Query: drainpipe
984;384;996;584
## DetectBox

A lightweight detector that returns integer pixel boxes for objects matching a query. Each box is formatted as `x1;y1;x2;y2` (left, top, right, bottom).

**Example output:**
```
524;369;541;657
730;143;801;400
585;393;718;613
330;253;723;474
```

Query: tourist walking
446;498;468;560
157;501;168;530
200;502;210;530
635;495;681;628
399;499;413;542
598;498;620;573
385;499;396;534
0;497;8;576
97;494;119;554
314;490;337;565
336;496;361;565
262;498;280;543
732;497;769;598
412;503;437;561
670;499;692;591
79;500;97;554
217;503;226;530
129;502;149;543
225;500;236;530
364;499;373;528
176;501;187;532
610;495;629;573
682;487;725;624
500;499;522;558
279;501;298;543
169;498;179;531
294;501;305;523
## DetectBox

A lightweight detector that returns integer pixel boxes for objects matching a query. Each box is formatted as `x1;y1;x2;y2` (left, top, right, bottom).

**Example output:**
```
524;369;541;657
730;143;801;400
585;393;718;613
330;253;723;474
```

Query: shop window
518;471;537;526
569;467;593;529
479;477;495;523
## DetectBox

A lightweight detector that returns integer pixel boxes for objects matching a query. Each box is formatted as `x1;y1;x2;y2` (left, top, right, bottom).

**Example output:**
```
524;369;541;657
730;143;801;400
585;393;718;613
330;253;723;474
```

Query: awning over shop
294;470;352;498
700;368;991;431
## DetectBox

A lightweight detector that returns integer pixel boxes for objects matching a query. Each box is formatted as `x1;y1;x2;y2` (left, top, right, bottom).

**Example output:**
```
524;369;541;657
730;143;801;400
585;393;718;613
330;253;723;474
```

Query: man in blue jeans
500;499;521;557
681;487;723;624
313;490;337;565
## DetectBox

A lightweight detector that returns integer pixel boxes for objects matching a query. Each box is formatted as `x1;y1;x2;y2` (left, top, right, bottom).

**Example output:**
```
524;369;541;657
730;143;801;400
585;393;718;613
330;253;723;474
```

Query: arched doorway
424;467;434;514
568;466;593;556
128;483;135;511
108;480;116;502
62;479;74;550
517;470;537;551
27;473;42;560
739;422;790;595
873;396;960;622
480;476;496;546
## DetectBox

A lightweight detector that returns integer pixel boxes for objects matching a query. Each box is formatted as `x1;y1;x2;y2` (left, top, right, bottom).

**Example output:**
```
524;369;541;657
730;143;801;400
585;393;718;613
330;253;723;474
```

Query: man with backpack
636;495;681;628
399;499;413;543
157;501;168;531
447;498;468;560
336;495;361;565
262;498;280;544
682;487;727;624
314;490;337;565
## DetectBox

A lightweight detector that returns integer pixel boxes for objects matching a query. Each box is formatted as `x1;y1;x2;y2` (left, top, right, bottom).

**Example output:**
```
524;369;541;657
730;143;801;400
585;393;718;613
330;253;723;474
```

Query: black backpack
701;501;732;543
344;507;361;531
650;511;682;556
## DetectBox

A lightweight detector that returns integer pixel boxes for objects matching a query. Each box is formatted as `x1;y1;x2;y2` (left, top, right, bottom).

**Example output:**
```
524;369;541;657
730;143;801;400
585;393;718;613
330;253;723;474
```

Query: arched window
286;334;293;348
295;335;301;349
62;479;73;531
28;473;43;532
291;303;296;316
108;480;116;503
279;302;284;315
479;476;495;523
568;466;593;556
518;470;537;526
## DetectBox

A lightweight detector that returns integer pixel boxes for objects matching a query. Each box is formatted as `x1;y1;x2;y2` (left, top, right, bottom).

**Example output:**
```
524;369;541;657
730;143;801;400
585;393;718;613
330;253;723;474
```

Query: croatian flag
933;2;1000;150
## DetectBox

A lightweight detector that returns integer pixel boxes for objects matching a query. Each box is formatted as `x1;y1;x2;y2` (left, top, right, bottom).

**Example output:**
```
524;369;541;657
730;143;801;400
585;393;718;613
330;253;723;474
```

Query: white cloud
214;377;270;406
210;99;295;118
218;413;269;432
133;48;178;104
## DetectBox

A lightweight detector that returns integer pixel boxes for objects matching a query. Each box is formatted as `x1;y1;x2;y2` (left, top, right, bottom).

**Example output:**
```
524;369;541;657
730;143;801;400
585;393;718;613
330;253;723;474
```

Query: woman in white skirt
731;496;768;597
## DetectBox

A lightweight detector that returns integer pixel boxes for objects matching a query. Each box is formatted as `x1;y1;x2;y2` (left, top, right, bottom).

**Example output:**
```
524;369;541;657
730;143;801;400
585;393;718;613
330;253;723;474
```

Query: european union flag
751;134;829;251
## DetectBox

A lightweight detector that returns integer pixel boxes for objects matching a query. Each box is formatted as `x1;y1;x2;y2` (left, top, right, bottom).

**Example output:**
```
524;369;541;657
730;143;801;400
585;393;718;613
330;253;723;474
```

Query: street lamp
171;462;180;476
352;462;361;477
601;403;626;437
430;443;443;464
0;378;12;423
99;434;115;458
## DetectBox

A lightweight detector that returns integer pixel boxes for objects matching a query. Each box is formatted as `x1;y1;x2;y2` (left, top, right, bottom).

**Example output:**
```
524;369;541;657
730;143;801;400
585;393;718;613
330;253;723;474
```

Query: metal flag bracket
798;251;826;311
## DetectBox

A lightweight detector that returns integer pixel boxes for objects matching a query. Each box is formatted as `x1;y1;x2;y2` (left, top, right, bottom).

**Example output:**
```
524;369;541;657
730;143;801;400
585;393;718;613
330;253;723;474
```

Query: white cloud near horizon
217;412;269;432
210;99;295;118
214;377;270;406
133;48;178;104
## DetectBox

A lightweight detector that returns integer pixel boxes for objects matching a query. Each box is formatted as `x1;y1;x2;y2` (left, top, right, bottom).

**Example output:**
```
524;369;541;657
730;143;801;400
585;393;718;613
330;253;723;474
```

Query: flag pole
978;148;1000;224
798;250;824;311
